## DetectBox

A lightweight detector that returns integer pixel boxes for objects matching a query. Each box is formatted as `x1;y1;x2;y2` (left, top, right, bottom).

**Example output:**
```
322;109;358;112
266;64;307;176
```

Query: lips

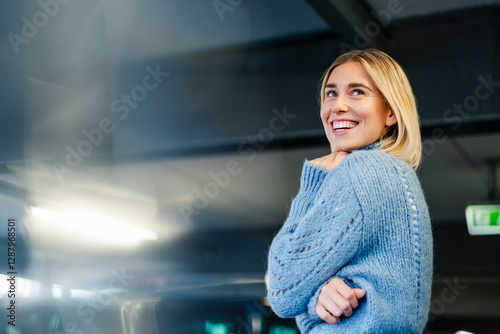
331;120;359;132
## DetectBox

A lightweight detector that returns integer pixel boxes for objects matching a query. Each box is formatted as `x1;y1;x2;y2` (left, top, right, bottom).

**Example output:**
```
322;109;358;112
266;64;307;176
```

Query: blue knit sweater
267;143;433;333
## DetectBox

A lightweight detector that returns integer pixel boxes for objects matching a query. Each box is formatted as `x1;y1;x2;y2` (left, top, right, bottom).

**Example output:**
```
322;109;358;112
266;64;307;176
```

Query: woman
267;49;433;333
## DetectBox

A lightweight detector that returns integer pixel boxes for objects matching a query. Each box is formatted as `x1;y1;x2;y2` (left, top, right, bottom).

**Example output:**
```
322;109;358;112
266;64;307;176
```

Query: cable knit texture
267;143;433;333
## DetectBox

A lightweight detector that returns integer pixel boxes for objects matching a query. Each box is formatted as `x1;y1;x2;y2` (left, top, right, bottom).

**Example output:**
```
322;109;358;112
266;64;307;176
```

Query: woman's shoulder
346;149;408;173
342;149;419;193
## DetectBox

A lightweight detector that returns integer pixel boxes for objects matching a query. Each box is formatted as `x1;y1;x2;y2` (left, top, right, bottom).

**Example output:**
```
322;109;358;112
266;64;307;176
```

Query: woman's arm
279;151;348;235
276;161;328;236
267;156;363;318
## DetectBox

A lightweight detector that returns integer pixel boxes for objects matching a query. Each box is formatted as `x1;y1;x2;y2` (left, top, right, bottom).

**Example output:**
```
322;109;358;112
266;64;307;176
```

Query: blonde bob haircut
320;49;422;169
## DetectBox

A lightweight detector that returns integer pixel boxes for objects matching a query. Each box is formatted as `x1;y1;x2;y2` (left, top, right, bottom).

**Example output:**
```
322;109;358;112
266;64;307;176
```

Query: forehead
326;61;373;86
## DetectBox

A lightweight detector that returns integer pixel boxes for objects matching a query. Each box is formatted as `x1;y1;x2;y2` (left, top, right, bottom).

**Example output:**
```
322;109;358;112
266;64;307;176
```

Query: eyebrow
325;82;373;92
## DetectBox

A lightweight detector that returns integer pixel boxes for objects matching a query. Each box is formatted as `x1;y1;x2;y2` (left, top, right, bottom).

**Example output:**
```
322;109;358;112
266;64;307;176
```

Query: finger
310;155;330;169
317;285;348;318
319;152;340;171
354;288;366;299
315;305;340;325
322;152;338;164
334;151;349;164
327;151;349;170
320;281;354;317
336;150;351;156
318;156;333;170
332;278;359;310
329;290;354;317
311;152;338;170
324;151;351;171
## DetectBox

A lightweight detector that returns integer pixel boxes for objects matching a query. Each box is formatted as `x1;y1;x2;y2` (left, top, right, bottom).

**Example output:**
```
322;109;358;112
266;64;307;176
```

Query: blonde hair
320;49;422;169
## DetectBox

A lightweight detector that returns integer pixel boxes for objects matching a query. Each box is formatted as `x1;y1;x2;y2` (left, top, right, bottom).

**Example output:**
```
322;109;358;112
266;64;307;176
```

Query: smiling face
320;61;397;152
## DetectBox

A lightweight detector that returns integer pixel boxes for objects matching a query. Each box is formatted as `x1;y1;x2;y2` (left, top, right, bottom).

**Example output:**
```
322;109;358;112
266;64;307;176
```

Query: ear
385;109;397;127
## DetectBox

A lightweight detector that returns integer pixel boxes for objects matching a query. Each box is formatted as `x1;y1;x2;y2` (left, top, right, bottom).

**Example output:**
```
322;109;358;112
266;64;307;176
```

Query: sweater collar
357;140;380;151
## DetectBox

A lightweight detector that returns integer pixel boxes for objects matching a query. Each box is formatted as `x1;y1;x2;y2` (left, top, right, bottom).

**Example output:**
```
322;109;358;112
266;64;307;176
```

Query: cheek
359;102;388;125
320;105;330;122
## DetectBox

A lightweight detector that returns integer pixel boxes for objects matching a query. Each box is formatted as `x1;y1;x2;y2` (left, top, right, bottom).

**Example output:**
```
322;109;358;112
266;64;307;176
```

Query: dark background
0;0;499;333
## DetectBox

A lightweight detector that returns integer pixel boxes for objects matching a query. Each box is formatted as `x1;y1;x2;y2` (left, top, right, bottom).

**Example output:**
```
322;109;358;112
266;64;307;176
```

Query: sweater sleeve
277;161;327;235
267;160;364;318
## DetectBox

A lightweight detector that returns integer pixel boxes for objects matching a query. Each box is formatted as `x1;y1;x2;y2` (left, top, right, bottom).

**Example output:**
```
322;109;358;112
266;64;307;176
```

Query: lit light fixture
52;284;63;298
30;207;158;244
465;204;500;235
70;289;94;299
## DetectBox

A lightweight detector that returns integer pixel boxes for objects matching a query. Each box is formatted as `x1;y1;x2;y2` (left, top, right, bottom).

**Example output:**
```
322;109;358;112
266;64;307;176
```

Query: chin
329;141;360;152
329;135;377;152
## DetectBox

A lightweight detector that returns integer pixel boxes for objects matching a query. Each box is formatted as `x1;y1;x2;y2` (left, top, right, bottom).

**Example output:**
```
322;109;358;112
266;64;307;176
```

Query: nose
331;94;349;114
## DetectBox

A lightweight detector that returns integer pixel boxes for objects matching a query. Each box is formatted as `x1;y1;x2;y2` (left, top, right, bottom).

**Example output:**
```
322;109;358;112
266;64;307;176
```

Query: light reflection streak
29;206;158;245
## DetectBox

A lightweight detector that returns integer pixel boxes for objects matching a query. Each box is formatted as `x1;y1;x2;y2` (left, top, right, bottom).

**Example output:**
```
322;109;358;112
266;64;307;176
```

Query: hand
315;278;366;324
310;151;349;172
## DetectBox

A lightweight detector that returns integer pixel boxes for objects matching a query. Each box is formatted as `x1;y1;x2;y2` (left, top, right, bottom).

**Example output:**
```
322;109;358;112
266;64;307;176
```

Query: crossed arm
268;151;365;323
310;152;365;324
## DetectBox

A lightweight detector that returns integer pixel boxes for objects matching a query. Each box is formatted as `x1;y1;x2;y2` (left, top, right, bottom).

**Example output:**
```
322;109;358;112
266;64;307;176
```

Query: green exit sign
465;205;500;235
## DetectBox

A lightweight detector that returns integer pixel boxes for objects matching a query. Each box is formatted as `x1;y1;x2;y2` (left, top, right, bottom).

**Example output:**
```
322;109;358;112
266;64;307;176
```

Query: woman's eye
351;89;365;96
326;90;337;97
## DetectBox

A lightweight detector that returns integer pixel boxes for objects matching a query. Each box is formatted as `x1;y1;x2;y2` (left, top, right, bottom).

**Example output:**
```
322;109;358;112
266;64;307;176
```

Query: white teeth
333;121;357;130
